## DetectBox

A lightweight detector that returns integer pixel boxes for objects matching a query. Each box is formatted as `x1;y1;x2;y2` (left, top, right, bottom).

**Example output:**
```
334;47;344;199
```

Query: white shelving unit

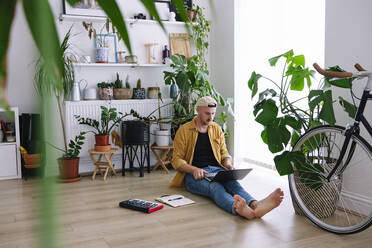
59;14;188;27
73;63;168;68
0;107;22;180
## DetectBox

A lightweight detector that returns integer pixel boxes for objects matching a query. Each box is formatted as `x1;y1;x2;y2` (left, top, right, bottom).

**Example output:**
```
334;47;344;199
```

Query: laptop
204;168;253;183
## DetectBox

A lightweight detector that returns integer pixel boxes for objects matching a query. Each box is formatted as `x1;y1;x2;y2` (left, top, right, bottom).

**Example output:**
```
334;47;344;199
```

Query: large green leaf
308;89;336;125
23;0;63;91
268;49;294;66
254;99;278;125
94;0;132;54
0;0;16;107
273;151;302;176
318;90;335;125
293;55;305;67
258;88;276;103
247;71;261;98
266;120;291;153
339;96;357;118
324;65;354;88
283;115;302;130
171;0;189;22
139;0;165;32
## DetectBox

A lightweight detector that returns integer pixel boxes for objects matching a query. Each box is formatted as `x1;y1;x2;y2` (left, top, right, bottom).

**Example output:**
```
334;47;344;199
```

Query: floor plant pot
291;157;342;218
155;129;170;147
95;135;111;152
114;88;133;99
132;88;146;99
58;157;81;183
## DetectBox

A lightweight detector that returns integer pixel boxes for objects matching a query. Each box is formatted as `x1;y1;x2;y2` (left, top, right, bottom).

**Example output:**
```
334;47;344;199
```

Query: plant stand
151;145;173;173
88;148;118;181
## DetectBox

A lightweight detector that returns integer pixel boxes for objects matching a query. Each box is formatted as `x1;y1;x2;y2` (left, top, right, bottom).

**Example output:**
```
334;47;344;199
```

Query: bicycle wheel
289;125;372;234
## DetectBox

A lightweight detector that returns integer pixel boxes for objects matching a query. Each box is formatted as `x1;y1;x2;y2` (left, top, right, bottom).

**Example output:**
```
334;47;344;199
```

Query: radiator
64;99;174;173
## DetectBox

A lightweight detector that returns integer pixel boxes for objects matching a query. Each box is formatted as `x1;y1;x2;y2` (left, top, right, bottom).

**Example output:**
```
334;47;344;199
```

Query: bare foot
233;195;256;220
254;188;284;218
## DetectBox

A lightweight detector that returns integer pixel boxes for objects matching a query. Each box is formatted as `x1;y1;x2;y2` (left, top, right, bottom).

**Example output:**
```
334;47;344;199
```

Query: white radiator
64;99;174;173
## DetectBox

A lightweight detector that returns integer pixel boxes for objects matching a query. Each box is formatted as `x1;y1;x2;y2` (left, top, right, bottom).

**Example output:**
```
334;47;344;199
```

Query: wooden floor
0;165;371;248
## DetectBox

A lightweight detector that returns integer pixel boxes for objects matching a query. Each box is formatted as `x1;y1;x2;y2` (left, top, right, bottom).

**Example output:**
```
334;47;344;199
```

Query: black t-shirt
192;132;220;168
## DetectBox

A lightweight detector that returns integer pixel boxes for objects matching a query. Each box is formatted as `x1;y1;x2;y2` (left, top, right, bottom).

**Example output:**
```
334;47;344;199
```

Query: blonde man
171;96;284;219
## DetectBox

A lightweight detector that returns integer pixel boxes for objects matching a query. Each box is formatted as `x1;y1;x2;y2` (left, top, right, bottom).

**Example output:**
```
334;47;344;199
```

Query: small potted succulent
132;78;146;99
97;81;114;100
113;73;133;99
75;106;130;152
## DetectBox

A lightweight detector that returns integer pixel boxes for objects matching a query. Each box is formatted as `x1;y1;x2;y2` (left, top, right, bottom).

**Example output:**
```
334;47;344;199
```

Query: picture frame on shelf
62;0;106;17
94;34;118;63
169;33;191;58
154;1;171;21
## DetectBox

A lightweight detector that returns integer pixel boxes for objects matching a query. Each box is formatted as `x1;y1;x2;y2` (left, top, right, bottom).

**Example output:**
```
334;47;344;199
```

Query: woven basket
23;153;41;168
292;157;342;219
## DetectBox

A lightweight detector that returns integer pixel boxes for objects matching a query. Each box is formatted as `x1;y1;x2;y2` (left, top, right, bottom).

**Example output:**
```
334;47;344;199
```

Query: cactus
136;78;141;89
125;75;130;89
113;73;123;89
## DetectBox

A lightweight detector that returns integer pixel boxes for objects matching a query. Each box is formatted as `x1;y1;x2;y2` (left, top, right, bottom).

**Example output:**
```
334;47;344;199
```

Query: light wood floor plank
0;165;371;248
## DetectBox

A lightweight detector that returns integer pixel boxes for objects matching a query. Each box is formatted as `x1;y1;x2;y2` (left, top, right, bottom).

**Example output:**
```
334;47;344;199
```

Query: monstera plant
248;50;356;183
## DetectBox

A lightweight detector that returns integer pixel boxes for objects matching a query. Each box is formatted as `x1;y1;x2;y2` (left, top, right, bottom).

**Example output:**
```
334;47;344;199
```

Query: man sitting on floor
170;96;284;219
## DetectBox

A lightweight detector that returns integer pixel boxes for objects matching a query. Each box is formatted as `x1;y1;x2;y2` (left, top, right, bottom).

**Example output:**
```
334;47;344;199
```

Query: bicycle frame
326;73;372;181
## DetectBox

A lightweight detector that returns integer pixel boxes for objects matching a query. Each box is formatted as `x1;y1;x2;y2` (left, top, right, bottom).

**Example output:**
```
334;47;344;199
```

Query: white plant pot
155;129;170;147
95;47;109;63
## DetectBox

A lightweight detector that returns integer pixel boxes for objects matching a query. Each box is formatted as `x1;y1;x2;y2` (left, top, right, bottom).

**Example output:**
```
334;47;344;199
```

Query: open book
155;194;195;208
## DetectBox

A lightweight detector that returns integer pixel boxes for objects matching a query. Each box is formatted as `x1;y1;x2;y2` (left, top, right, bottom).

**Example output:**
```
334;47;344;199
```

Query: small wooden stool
151;145;173;173
88;148;118;181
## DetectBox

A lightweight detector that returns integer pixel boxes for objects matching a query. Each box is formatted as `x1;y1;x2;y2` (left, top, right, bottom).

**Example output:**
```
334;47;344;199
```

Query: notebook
204;168;253;183
155;194;195;208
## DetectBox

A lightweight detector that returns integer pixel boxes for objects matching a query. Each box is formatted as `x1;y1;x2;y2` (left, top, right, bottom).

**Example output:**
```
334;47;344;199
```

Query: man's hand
222;157;234;170
225;164;235;170
192;167;208;180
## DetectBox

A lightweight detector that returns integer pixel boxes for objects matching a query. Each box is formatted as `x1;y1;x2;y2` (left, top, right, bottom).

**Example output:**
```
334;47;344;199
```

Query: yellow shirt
170;117;231;187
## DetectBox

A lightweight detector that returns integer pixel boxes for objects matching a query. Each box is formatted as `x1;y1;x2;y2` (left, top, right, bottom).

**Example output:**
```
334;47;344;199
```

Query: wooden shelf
73;63;168;68
59;14;187;27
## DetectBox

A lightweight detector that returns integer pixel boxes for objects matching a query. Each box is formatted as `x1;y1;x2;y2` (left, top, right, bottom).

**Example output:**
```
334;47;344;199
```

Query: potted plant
82;18;124;63
57;132;86;182
113;73;133;99
75;106;130;152
154;91;170;146
247;50;356;215
132;78;146;99
34;28;85;182
97;81;114;100
164;54;233;137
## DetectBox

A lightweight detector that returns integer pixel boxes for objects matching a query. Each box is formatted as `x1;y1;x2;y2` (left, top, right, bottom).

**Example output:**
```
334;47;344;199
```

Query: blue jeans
184;166;256;215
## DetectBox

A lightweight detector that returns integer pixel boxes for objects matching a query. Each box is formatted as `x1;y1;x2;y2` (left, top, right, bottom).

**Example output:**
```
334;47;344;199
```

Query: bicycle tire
289;125;372;234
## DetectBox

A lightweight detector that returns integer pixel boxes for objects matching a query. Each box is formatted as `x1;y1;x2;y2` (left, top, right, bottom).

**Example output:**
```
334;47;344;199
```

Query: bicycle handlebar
313;63;353;78
354;63;366;72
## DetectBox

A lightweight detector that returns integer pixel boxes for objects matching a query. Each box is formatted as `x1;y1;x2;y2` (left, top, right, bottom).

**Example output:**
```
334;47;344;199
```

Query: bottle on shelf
162;45;170;64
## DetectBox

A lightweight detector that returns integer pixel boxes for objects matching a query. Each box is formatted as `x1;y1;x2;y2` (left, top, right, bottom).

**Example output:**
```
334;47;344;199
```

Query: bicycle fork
325;124;359;182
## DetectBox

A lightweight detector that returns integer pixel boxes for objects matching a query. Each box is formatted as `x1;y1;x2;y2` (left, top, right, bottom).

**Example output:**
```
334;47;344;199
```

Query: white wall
235;0;325;167
209;0;235;156
325;0;372;214
325;0;372;136
6;3;39;114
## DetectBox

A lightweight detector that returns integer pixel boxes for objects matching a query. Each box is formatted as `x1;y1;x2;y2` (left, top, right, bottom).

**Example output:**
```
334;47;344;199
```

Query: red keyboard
119;199;163;213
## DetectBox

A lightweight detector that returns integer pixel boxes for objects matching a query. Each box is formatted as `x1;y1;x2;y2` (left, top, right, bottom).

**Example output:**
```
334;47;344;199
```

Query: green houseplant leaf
339;96;357;118
248;71;261;98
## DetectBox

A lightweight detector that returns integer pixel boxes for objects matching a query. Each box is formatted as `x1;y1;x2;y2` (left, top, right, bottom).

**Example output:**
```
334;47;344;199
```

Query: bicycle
288;63;372;234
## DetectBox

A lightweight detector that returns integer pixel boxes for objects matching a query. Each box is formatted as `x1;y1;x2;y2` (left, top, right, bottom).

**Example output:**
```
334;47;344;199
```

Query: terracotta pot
187;10;197;21
95;135;110;146
58;157;80;179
